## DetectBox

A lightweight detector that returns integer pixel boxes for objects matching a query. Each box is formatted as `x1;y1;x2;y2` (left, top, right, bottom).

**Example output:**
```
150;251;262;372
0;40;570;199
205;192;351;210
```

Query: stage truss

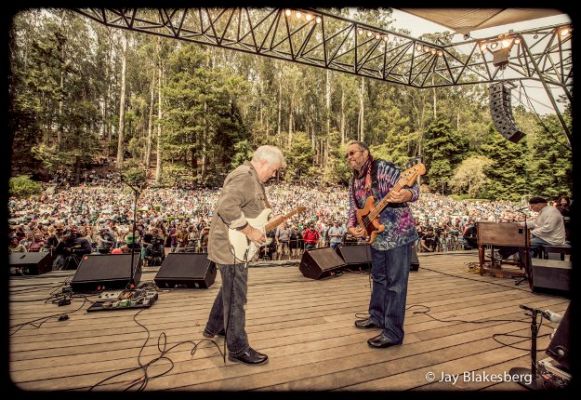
75;8;572;138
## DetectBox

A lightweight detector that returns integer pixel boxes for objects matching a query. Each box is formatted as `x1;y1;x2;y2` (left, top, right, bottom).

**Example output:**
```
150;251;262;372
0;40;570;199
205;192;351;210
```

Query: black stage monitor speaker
154;253;217;288
336;244;371;267
410;245;420;271
300;247;346;280
10;252;53;275
531;259;571;295
546;304;571;372
489;82;525;143
71;254;142;293
336;244;419;271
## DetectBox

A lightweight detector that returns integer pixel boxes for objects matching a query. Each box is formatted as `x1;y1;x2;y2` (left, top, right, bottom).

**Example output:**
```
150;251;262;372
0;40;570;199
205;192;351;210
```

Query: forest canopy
8;9;572;201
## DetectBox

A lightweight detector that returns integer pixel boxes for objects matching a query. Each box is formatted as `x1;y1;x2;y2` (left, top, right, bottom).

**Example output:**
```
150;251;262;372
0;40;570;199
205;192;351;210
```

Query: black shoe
354;318;379;329
228;347;268;365
203;328;226;338
367;333;401;349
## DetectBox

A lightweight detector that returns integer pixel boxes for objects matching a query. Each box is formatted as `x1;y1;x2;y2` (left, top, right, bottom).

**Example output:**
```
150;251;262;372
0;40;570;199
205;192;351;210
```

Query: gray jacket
207;161;270;264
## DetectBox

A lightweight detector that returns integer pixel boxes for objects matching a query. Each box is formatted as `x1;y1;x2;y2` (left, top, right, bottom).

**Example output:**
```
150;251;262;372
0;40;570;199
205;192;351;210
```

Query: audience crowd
8;178;572;267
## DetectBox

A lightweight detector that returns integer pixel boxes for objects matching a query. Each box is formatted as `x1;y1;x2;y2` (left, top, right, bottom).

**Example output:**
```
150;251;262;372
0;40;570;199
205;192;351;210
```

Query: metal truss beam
75;7;572;92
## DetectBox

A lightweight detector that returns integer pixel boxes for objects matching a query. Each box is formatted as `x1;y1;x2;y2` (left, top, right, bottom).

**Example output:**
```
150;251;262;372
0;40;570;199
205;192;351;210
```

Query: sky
389;9;572;116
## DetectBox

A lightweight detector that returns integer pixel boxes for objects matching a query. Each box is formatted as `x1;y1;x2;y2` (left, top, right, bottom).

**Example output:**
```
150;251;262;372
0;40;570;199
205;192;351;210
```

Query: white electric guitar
228;206;306;262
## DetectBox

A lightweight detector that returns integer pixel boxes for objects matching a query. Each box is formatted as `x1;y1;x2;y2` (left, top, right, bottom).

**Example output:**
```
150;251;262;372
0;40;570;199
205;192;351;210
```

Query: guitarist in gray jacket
203;145;286;365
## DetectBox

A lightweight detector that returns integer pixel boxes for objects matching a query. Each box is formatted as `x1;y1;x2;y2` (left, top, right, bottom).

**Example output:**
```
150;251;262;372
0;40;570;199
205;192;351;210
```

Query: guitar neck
264;209;300;232
369;181;404;220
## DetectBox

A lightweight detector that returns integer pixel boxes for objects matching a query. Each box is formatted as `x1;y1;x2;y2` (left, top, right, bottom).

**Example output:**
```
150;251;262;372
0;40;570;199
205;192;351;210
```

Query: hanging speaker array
489;82;525;143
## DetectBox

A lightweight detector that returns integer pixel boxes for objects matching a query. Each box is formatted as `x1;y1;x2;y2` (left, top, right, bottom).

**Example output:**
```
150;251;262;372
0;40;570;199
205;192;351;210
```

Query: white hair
252;145;286;169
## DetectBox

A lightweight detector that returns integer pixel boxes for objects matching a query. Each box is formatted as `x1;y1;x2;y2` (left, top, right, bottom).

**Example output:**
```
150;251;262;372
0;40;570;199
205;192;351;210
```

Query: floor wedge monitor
154;253;217;289
336;244;372;267
10;252;53;275
71;254;142;293
300;247;346;279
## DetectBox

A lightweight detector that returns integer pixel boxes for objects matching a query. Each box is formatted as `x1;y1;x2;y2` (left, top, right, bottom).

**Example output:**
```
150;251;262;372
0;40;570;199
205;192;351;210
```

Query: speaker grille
489;83;525;143
336;245;372;265
155;253;217;288
9;252;53;275
71;254;142;292
300;247;346;279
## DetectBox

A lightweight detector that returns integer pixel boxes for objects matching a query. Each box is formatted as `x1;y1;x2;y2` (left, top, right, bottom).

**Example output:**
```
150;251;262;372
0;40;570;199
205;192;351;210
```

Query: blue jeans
204;263;249;356
368;244;411;344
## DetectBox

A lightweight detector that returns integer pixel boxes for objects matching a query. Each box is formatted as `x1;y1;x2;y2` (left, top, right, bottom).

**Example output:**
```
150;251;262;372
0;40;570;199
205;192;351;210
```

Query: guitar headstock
400;163;426;187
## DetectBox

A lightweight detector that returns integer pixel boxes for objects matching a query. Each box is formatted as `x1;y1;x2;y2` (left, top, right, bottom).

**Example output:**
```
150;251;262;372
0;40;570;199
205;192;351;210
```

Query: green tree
449;156;493;198
527;114;572;199
422;118;468;194
480;126;529;200
285;132;316;183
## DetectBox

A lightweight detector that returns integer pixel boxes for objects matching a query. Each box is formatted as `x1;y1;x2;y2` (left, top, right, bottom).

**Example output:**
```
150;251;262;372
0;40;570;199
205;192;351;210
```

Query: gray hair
345;140;369;153
252;145;287;169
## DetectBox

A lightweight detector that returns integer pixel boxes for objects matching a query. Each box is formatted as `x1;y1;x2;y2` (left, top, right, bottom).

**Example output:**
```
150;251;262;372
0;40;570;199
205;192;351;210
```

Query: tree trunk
340;86;346;145
154;61;162;184
103;30;112;158
145;68;155;172
287;96;293;149
57;69;64;149
277;72;282;137
358;77;365;142
201;101;207;181
56;10;68;149
326;69;331;137
116;32;128;168
432;76;437;119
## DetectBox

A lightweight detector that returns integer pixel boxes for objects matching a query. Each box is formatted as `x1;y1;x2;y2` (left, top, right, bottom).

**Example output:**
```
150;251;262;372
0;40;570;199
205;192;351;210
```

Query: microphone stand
509;305;543;390
514;209;530;287
120;175;145;290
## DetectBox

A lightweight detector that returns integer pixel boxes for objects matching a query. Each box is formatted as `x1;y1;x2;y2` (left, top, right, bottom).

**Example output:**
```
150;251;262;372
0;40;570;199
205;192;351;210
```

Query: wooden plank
8;252;569;391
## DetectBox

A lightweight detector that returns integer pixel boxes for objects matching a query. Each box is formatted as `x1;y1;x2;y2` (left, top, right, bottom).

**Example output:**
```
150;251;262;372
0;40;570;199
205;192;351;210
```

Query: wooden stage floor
8;251;570;391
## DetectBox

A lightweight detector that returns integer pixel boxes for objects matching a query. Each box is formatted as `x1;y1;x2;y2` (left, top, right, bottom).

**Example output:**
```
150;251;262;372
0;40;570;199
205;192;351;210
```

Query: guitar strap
371;160;403;208
352;159;404;209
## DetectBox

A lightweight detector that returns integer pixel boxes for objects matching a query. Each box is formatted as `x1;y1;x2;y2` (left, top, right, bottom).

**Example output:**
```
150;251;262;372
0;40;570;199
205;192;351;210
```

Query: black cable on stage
9;296;89;336
88;306;225;391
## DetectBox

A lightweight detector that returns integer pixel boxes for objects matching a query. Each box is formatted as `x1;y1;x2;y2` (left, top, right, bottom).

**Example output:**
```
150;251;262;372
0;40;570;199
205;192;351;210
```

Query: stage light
501;38;513;49
430;48;436;55
480;42;488;52
437;50;443;56
315;16;322;23
296;11;302;19
375;33;380;40
416;43;422;51
306;14;312;22
382;35;388;42
367;31;372;38
559;27;571;38
285;9;291;17
514;37;521;44
463;33;470;40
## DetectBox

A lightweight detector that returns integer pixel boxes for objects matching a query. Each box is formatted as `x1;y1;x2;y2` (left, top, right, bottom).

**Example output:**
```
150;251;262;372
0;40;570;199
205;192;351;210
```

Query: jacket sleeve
215;171;253;230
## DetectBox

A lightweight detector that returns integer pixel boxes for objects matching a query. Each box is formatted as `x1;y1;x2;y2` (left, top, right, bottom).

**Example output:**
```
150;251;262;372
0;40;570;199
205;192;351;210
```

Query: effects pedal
98;291;123;300
538;357;570;388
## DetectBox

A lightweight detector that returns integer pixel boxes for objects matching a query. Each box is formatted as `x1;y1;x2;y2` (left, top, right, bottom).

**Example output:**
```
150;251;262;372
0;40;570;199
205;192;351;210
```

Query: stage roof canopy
398;8;565;35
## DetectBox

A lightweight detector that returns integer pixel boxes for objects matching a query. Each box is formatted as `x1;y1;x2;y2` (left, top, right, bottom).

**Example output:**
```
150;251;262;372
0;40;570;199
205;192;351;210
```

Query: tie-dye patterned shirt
347;159;419;251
